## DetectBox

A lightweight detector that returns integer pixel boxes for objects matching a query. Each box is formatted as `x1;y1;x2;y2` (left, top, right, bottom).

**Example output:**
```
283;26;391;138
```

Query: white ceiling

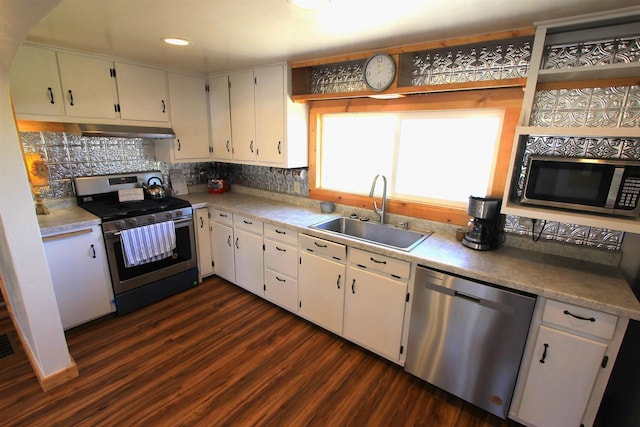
24;0;640;74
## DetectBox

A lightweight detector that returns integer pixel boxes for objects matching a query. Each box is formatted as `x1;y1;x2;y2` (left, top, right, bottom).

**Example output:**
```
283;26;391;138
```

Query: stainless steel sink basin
310;217;431;251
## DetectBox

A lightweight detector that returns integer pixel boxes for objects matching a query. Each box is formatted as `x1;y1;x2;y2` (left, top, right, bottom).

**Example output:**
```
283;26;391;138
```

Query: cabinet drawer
300;234;346;263
543;299;618;340
350;248;410;281
233;214;263;234
264;269;298;312
264;239;298;278
209;208;233;226
264;223;298;246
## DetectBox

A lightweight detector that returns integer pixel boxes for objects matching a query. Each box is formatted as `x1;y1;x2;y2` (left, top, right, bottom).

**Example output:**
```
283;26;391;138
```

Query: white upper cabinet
10;45;65;117
229;70;257;162
254;64;308;168
56;52;119;120
114;62;169;123
211;63;308;168
209;75;233;160
164;72;211;161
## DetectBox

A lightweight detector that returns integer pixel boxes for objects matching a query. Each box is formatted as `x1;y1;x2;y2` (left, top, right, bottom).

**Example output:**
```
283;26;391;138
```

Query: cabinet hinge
299;301;302;308
110;68;116;78
114;104;121;113
299;257;302;265
263;243;265;251
205;84;210;92
601;355;609;368
211;261;215;267
254;76;257;85
406;292;410;302
400;345;404;355
264;284;266;291
228;81;231;89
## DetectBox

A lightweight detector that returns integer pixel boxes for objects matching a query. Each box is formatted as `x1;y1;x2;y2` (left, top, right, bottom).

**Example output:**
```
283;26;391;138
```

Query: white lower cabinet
298;234;346;335
195;208;213;280
233;223;264;296
209;209;235;283
511;299;623;427
43;226;115;330
344;249;409;362
263;223;299;312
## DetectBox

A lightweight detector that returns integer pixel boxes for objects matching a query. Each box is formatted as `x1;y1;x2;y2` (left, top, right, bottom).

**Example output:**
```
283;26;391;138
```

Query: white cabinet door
43;227;115;330
264;269;298;312
195;208;213;280
254;64;285;165
233;227;263;296
167;72;211;160
210;74;233;160
57;52;119;119
299;251;346;335
518;325;608;427
114;62;168;122
229;70;256;162
210;221;235;283
344;266;406;361
10;45;65;117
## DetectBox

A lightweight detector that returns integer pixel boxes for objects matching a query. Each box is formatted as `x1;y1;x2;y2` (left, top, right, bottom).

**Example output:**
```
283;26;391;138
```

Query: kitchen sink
310;217;431;251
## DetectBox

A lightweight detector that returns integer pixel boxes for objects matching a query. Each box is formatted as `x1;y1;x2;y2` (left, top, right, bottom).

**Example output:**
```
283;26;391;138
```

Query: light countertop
40;190;640;320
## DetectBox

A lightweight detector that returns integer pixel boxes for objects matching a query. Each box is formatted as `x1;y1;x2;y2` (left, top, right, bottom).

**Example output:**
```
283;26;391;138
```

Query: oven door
103;217;197;295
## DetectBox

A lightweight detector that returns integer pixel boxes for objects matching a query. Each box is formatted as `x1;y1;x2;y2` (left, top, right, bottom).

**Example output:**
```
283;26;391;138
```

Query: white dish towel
120;221;176;268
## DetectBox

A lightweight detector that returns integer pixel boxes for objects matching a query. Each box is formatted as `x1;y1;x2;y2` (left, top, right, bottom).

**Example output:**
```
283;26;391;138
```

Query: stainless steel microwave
521;156;640;217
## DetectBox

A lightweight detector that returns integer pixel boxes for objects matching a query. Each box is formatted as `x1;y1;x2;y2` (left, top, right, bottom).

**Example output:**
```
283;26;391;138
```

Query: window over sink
308;88;523;225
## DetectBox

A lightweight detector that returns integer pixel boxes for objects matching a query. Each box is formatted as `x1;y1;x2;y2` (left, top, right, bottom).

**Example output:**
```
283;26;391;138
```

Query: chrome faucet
369;174;387;224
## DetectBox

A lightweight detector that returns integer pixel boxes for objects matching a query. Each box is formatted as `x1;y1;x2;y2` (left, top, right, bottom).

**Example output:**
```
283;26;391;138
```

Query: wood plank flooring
0;276;522;426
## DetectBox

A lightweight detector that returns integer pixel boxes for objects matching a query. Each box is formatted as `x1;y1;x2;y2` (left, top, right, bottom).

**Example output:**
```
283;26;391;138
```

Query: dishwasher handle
423;280;516;316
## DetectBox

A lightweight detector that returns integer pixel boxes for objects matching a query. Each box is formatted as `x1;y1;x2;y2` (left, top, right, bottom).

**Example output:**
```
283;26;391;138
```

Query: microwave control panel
616;167;640;210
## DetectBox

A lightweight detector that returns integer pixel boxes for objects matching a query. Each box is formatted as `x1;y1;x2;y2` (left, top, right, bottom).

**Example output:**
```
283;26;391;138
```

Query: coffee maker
462;196;503;251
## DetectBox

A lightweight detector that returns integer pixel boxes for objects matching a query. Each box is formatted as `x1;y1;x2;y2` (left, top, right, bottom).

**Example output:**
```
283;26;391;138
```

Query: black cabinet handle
243;220;253;225
351;278;356;294
277;140;282;155
563;310;596;322
235;237;239;249
314;241;327;248
276;276;286;283
199;217;204;228
336;274;341;289
90;244;96;259
370;256;387;264
177;139;181;151
219;213;228;218
275;229;286;234
227;235;231;247
68;89;74;106
48;87;54;104
226;140;230;152
276;246;286;252
539;343;549;363
250;140;254;153
162;100;166;113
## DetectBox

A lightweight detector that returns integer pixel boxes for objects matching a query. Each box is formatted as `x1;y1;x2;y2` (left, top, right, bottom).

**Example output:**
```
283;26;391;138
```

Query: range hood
75;123;176;139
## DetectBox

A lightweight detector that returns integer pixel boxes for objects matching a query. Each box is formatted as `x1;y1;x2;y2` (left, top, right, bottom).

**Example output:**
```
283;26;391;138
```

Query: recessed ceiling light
290;0;329;10
162;38;191;46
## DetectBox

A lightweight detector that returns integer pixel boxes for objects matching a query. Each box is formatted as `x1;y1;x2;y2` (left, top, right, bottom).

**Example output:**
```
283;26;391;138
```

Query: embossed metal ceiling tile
578;40;616;67
615;37;640;63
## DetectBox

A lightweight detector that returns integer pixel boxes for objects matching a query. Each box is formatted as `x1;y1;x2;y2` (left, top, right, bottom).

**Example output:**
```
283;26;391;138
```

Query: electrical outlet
293;181;301;194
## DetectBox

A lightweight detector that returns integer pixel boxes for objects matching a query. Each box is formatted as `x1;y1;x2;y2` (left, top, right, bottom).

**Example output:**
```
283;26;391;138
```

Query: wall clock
363;53;396;92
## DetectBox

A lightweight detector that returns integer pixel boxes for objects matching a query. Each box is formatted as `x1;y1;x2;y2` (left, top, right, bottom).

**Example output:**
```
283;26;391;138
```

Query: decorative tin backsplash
20;132;210;198
232;164;309;197
542;36;640;70
310;60;367;94
529;86;640;128
410;37;531;86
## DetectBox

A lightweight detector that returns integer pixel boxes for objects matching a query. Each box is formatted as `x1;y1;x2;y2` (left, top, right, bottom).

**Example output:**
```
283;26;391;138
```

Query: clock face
364;53;396;92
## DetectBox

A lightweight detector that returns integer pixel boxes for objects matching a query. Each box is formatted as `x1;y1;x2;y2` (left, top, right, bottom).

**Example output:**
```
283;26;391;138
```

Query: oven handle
107;217;193;238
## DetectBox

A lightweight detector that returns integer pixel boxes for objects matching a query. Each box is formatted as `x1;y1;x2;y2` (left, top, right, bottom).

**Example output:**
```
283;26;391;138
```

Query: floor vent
0;333;15;359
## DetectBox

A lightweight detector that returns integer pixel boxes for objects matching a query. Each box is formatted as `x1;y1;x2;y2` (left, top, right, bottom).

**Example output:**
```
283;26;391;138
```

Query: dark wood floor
0;276;522;426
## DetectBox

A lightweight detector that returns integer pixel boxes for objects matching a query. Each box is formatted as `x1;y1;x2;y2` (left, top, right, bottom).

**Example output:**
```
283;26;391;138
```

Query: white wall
0;0;72;378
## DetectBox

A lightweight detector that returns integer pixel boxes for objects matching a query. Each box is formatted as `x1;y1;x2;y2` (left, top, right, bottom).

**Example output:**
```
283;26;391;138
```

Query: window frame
307;87;523;226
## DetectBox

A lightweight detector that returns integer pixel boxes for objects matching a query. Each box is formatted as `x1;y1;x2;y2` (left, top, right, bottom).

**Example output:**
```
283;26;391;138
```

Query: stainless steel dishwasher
405;265;535;419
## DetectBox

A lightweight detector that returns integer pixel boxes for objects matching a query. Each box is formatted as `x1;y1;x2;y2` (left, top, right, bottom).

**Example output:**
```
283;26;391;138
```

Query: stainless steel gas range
75;172;198;315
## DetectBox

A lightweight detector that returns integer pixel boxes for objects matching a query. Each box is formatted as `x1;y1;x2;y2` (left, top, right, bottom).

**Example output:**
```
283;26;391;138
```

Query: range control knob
147;214;156;223
175;210;183;217
164;212;173;220
116;220;125;229
126;217;137;227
